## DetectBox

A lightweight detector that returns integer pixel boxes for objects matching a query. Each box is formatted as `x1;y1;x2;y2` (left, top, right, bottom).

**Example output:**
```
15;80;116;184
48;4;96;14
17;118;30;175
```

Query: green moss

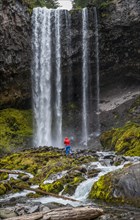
89;173;114;202
27;192;41;198
0;108;33;153
100;129;116;150
62;173;85;195
40;181;63;194
92;0;114;9
89;165;140;207
0;183;7;195
0;173;8;181
20;0;60;13
0;147;92;196
100;122;140;156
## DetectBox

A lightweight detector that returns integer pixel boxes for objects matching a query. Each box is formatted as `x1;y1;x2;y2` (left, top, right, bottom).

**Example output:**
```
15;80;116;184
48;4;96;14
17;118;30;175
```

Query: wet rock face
0;0;139;134
0;0;31;109
99;0;140;92
113;163;140;200
89;163;140;208
62;0;140;138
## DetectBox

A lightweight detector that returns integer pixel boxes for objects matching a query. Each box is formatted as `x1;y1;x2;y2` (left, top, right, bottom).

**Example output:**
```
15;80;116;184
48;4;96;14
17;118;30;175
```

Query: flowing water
32;8;64;147
1;152;139;207
94;7;100;135
54;10;62;147
82;8;89;146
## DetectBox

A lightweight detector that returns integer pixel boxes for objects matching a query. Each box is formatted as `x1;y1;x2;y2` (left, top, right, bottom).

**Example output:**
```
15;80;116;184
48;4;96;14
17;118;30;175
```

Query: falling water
54;10;62;146
32;8;52;147
82;8;89;145
32;8;62;147
32;7;100;147
94;7;100;135
65;11;72;103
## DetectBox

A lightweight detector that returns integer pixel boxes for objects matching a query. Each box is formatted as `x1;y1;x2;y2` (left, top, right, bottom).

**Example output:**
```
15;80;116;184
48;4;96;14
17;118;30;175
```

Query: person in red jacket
64;137;71;156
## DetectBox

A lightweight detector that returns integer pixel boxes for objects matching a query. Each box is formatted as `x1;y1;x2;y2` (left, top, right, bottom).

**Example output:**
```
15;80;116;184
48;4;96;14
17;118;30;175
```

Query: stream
0;151;140;219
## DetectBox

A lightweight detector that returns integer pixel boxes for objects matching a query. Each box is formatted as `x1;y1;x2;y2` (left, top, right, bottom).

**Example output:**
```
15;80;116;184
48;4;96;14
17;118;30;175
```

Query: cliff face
0;0;139;139
96;0;140;131
0;0;31;109
62;0;140;137
99;0;140;89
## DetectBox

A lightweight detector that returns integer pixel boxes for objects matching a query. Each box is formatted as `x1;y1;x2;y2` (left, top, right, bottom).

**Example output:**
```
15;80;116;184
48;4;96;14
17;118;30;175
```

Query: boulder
89;163;140;207
0;208;17;219
100;122;140;156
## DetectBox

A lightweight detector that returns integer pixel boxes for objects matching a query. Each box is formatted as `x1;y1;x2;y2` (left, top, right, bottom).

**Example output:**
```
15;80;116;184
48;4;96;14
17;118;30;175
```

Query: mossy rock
62;175;85;196
0;108;33;153
89;163;140;207
40;180;64;194
0;173;9;181
89;172;114;202
0;183;7;195
0;147;94;197
40;166;85;196
100;122;140;156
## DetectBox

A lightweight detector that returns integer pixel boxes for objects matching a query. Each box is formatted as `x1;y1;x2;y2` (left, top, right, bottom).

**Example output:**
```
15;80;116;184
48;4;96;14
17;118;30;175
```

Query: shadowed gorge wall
0;0;31;109
0;0;140;147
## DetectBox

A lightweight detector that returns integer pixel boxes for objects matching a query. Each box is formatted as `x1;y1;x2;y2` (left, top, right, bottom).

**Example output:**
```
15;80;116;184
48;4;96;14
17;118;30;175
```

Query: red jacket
64;137;70;146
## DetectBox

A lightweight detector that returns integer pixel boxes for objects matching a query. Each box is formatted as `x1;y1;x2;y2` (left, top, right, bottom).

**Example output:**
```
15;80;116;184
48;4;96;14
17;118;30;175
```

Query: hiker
64;137;71;156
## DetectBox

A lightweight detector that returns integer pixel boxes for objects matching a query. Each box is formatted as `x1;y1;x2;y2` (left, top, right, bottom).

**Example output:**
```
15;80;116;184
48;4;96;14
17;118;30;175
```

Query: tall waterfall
54;10;62;146
82;8;89;145
65;11;72;103
32;8;62;147
32;7;100;147
94;7;100;135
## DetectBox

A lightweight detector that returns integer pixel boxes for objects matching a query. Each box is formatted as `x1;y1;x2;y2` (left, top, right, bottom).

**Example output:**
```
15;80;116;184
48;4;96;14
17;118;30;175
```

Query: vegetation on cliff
72;0;113;9
100;122;140;156
0;108;33;154
21;0;59;10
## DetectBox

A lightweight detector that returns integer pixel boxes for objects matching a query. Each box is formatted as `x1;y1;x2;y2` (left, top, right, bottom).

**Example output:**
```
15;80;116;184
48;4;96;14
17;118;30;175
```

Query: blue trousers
65;146;71;156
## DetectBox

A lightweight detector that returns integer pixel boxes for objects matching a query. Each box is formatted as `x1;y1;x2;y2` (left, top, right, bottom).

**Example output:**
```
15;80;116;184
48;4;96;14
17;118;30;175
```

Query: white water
73;162;124;201
32;8;63;147
65;10;72;103
94;7;100;135
54;10;62;147
82;8;89;146
1;153;139;206
32;7;101;147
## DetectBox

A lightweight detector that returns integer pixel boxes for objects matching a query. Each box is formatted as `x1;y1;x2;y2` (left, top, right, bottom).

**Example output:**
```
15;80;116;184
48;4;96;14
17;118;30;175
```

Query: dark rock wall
99;0;140;92
0;0;31;109
0;0;139;137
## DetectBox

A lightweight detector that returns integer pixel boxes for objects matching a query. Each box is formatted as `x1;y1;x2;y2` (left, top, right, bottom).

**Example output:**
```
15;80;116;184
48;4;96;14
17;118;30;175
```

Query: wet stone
0;208;17;219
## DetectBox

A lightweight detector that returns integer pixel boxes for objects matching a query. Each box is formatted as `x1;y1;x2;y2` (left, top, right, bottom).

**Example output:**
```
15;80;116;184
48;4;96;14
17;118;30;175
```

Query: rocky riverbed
0;147;140;219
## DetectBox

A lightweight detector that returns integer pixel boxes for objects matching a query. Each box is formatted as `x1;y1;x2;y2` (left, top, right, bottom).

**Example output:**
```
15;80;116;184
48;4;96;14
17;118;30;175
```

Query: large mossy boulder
100;122;140;156
0;108;33;153
89;163;140;207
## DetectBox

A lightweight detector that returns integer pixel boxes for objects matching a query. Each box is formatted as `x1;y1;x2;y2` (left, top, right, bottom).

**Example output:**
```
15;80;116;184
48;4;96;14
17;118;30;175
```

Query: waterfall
32;8;62;147
65;11;72;103
94;7;100;135
82;8;89;145
32;8;52;147
32;7;100;148
54;10;62;146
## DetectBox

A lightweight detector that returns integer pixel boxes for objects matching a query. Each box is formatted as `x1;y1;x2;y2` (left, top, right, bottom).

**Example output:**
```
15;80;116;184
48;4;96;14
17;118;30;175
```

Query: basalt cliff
0;0;140;150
